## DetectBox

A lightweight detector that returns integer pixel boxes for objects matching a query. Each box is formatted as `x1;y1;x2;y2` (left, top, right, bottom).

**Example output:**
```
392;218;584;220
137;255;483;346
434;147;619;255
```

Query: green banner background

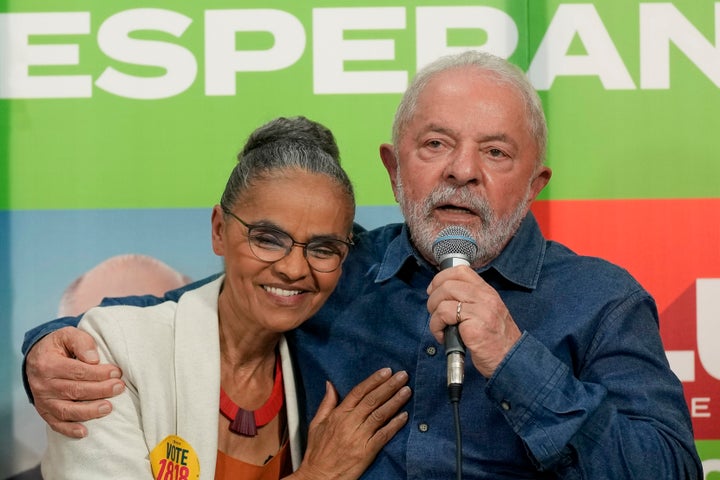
3;0;719;211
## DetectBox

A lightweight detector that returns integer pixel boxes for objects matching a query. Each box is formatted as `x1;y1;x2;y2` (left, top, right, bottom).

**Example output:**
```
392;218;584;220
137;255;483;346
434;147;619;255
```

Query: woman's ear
211;205;226;256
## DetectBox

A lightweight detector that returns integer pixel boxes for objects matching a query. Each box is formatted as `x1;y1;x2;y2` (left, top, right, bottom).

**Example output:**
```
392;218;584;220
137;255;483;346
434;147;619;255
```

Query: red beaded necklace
219;355;284;437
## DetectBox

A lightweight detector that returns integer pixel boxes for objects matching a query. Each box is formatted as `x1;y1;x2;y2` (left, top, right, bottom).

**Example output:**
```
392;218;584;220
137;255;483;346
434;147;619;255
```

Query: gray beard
396;181;531;267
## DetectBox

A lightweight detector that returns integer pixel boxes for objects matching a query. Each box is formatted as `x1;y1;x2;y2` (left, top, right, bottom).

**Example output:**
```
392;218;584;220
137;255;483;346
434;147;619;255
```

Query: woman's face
212;169;354;333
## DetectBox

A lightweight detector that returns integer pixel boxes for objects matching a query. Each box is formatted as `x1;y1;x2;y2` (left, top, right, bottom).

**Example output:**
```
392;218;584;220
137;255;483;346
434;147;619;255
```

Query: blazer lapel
279;336;303;470
173;276;224;476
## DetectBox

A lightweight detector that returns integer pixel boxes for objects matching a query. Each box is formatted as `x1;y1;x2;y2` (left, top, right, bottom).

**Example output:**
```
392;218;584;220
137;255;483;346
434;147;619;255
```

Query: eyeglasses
221;206;354;273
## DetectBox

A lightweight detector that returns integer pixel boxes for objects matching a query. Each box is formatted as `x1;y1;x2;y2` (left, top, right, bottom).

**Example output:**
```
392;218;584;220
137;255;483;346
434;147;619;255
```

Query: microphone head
432;226;478;267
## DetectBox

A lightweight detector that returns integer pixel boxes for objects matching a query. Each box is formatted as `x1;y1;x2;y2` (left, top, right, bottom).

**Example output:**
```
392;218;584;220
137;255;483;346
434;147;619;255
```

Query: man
23;51;702;478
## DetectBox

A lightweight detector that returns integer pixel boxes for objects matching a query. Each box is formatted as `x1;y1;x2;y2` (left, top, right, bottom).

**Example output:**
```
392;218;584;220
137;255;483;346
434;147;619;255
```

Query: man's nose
443;144;481;186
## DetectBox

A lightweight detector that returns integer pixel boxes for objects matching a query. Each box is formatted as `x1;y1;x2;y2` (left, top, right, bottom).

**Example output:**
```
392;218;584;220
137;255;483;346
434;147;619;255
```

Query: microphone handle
439;254;470;399
445;325;465;387
439;256;470;269
439;254;469;387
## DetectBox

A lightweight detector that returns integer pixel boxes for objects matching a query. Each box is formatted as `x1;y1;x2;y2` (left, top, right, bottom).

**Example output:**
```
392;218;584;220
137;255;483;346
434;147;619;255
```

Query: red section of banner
532;198;720;438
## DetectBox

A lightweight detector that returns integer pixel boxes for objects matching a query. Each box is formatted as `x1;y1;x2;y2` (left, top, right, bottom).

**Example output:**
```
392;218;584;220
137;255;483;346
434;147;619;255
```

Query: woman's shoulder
78;276;223;369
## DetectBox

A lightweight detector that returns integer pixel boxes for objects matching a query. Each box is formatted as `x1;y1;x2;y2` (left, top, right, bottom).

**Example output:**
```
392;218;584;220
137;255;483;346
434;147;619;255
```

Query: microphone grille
432;226;478;264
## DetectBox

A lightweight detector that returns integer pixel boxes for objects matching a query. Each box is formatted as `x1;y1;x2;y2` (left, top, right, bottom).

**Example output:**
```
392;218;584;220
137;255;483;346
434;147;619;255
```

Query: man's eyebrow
419;125;517;144
422;123;457;137
477;133;518;148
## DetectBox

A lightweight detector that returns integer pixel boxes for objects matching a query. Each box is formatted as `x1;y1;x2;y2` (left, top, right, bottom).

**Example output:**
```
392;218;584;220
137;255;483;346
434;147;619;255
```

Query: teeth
264;286;302;297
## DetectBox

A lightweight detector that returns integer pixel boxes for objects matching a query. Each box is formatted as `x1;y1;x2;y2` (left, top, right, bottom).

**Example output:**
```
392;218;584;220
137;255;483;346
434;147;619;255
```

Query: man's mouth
435;204;476;215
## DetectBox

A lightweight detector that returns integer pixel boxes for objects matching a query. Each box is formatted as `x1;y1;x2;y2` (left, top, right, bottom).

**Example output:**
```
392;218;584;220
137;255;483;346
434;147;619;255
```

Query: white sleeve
41;306;162;480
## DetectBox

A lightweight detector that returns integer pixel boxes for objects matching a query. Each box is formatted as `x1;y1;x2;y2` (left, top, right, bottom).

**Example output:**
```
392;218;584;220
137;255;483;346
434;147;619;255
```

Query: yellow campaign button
150;435;200;480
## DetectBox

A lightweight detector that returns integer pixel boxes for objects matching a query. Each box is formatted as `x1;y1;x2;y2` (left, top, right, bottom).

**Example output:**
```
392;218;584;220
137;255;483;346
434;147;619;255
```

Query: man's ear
529;165;552;202
379;143;400;203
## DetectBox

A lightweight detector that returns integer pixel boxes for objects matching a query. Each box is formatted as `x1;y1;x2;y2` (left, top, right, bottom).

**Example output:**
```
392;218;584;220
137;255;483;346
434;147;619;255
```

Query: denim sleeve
486;291;702;479
22;315;82;356
21;315;83;403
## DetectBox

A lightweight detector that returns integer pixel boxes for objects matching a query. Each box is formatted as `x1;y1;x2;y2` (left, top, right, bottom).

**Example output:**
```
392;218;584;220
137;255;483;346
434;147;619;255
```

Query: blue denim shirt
23;214;701;478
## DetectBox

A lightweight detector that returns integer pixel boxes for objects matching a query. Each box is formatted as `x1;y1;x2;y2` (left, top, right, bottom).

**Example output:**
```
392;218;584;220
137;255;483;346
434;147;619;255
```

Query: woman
41;117;411;479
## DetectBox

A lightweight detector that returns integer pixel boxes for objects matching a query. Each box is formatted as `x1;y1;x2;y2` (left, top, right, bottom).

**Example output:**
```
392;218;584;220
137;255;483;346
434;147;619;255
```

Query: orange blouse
214;440;293;480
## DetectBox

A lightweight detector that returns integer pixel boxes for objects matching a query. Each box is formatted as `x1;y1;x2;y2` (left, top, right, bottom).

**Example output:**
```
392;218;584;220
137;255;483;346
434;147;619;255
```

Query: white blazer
42;276;302;479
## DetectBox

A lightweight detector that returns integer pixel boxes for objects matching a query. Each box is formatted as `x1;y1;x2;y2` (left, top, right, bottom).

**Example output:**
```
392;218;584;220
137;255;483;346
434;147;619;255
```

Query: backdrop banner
2;0;719;476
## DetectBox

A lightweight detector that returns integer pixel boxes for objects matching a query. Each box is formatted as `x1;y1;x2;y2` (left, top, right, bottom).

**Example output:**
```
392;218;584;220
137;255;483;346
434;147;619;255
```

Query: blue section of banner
1;210;13;474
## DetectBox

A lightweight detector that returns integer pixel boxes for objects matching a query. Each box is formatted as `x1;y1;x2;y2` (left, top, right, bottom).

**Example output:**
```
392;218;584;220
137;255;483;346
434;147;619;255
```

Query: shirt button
425;346;437;356
418;423;429;432
500;400;511;411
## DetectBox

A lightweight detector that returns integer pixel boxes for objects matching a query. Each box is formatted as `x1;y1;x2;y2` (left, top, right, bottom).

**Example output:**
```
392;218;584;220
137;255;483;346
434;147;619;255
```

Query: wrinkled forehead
414;69;540;156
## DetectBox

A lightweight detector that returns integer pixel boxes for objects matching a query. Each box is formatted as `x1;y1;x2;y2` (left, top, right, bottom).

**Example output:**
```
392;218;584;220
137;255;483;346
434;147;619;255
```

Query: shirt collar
483;212;546;290
375;223;423;283
374;212;546;290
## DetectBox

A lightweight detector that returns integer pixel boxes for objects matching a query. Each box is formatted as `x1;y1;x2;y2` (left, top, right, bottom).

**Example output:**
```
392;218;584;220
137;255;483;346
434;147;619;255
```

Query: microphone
432;226;478;403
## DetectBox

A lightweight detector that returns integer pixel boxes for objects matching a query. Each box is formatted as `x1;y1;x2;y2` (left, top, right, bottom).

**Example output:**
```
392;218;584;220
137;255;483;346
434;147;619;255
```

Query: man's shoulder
542;239;647;294
333;222;406;287
352;222;404;254
341;222;405;271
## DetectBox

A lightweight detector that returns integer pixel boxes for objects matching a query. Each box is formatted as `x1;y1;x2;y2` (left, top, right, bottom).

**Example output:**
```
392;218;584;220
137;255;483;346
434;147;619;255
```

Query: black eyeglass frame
221;205;354;273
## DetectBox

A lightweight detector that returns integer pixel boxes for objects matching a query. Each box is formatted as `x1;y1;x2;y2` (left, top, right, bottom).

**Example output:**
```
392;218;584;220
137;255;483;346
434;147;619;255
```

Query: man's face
381;67;551;266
